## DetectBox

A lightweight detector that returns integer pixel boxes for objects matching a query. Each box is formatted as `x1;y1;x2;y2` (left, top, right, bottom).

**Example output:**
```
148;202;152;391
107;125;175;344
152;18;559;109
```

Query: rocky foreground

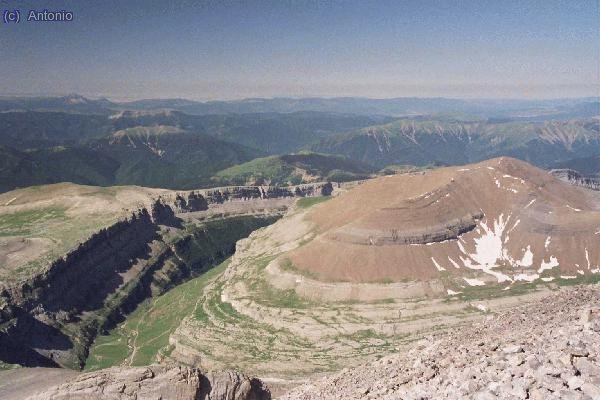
282;285;600;400
2;365;270;400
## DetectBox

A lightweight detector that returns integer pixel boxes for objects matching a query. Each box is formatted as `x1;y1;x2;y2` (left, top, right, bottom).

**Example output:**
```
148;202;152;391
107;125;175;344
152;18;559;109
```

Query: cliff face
550;168;600;191
1;209;157;315
0;207;160;368
328;212;484;246
201;182;333;204
0;191;280;370
173;191;209;213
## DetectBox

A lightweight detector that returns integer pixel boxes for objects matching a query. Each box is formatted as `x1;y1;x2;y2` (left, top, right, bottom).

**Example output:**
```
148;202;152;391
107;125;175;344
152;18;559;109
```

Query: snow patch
516;245;534;268
541;277;555;282
538;256;559;274
463;277;486;286
457;214;514;283
586;248;591;269
560;275;577;280
447;289;462;295
467;214;509;266
473;304;488;312
544;236;551;250
431;257;445;271
448;256;461;269
566;205;582;212
514;273;539;282
524;199;536;209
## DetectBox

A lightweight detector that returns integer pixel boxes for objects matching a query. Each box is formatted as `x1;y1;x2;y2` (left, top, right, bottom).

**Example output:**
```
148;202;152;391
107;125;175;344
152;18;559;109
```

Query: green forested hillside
212;152;374;186
0;127;263;192
0;99;598;193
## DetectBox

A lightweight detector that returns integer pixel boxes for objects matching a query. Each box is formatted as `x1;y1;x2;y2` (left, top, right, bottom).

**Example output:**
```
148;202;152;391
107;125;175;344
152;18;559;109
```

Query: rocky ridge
282;285;600;400
199;182;333;205
550;169;600;191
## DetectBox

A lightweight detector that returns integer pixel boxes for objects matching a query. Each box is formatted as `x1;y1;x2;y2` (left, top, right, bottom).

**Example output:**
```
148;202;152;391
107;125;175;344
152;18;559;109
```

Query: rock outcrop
282;285;600;400
328;211;484;245
151;198;183;227
24;364;270;400
173;191;209;213
550;168;600;191
201;182;333;204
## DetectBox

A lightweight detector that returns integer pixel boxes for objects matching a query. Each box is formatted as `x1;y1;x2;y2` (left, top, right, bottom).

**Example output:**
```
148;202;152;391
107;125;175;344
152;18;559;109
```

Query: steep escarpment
328;211;484;245
0;191;282;370
0;205;167;368
200;182;333;204
172;191;209;213
0;208;156;316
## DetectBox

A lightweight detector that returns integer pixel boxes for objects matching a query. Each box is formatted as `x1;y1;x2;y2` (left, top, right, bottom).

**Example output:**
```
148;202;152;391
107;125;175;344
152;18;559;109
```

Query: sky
0;0;598;100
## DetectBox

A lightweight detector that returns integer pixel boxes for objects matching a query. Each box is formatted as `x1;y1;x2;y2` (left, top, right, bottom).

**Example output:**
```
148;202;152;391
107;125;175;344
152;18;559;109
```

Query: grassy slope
85;260;228;370
85;215;280;370
0;183;171;283
296;196;332;209
213;152;374;186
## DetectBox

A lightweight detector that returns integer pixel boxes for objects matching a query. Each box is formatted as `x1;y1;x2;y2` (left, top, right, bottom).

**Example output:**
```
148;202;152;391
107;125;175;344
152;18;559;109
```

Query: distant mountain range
0;109;390;153
0;95;598;193
552;154;600;177
0;110;384;192
310;118;600;168
1;94;598;119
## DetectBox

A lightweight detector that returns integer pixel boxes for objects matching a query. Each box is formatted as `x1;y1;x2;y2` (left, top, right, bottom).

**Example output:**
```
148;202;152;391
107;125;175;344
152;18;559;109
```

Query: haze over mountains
1;94;598;118
0;94;598;193
0;93;599;399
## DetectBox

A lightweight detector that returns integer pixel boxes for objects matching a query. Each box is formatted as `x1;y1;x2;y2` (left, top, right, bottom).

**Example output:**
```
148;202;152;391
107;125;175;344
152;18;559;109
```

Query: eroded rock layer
282;285;600;400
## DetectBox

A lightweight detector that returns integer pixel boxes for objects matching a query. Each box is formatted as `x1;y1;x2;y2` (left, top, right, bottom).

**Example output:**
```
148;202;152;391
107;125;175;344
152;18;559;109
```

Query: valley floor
82;195;593;395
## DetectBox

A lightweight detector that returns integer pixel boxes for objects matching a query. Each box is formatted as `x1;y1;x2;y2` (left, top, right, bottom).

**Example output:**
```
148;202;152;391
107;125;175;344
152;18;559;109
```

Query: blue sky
0;0;598;100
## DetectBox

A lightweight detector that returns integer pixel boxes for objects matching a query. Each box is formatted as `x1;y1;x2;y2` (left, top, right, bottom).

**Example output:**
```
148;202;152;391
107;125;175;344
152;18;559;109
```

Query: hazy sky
0;0;598;100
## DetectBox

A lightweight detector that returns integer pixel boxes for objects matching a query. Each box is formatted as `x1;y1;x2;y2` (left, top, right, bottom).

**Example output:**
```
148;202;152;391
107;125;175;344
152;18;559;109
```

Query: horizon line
0;92;598;104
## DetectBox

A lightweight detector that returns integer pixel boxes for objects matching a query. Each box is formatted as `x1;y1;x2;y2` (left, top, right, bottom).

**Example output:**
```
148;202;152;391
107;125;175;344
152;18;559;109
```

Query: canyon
1;158;600;399
0;182;332;372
